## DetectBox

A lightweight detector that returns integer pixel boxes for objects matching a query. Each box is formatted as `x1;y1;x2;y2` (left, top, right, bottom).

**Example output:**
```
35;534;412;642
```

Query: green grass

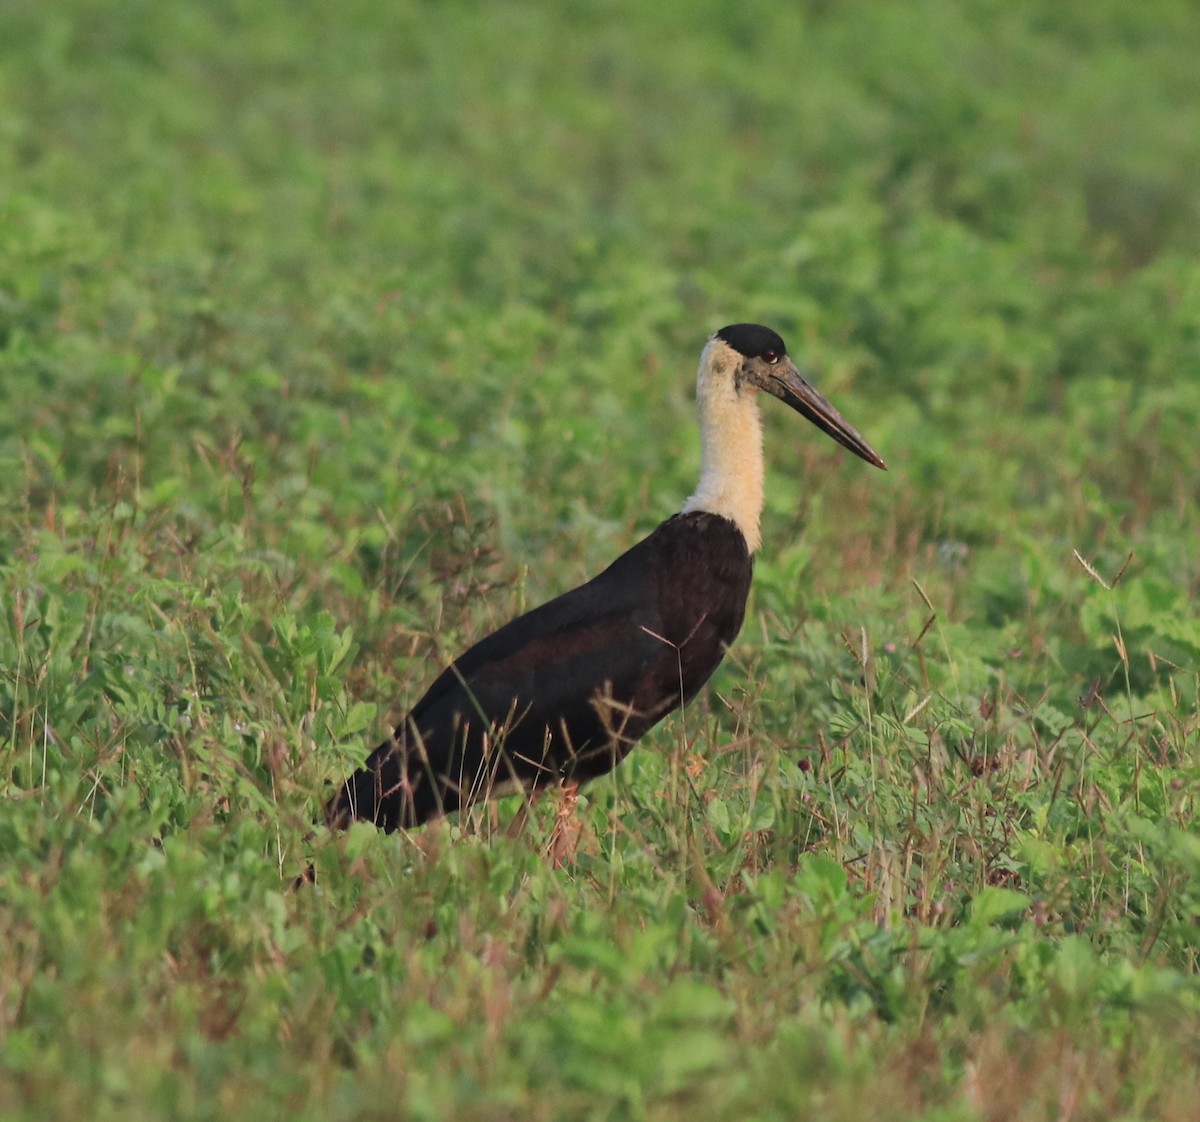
2;0;1200;1117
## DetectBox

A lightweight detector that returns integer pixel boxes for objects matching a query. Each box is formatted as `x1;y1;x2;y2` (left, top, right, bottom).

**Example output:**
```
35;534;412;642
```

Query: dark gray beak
765;359;886;470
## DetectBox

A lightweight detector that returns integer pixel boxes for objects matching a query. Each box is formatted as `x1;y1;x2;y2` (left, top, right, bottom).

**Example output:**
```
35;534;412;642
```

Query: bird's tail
324;733;441;833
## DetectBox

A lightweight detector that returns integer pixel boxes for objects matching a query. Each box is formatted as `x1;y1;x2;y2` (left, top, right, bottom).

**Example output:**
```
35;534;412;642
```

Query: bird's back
326;511;752;831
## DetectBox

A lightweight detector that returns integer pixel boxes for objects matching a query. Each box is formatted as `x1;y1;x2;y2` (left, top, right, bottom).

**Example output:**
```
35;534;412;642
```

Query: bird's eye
762;351;780;365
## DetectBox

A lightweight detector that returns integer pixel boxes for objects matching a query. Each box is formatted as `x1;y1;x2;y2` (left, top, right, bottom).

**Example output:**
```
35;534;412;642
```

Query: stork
326;324;885;833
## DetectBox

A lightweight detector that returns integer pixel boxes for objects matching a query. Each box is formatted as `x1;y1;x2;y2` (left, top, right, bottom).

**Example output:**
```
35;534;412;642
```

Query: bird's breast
644;511;754;698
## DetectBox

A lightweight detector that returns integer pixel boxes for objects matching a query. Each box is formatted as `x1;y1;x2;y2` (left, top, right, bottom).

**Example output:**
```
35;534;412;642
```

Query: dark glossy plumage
327;511;751;832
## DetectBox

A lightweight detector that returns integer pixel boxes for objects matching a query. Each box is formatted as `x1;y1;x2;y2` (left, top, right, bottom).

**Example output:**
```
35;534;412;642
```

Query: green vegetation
2;0;1199;1117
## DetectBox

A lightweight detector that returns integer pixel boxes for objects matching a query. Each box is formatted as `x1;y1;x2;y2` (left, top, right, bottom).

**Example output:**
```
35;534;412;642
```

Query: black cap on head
716;323;787;360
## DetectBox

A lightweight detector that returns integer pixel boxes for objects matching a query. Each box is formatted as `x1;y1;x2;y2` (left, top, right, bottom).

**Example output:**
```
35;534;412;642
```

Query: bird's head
702;323;886;470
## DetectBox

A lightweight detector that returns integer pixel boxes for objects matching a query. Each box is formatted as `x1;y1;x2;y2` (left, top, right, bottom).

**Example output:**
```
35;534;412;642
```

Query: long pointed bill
766;360;886;470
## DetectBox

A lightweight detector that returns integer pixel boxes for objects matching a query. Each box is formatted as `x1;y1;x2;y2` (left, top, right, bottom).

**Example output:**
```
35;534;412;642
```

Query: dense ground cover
2;0;1199;1117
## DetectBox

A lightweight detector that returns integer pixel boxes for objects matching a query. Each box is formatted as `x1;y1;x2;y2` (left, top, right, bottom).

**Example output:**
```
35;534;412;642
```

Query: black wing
328;532;673;829
327;513;752;831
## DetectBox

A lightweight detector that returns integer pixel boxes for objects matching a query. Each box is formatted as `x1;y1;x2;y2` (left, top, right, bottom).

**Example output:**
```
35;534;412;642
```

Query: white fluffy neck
681;340;765;552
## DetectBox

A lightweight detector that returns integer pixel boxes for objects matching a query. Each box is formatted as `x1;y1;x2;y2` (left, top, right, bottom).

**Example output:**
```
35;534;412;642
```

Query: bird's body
327;324;884;833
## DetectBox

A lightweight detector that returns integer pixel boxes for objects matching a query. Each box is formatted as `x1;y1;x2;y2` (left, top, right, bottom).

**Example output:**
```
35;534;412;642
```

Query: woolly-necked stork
327;323;884;833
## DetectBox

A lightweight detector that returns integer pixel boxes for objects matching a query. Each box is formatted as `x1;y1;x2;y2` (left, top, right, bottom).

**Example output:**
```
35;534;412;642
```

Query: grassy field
2;0;1200;1117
